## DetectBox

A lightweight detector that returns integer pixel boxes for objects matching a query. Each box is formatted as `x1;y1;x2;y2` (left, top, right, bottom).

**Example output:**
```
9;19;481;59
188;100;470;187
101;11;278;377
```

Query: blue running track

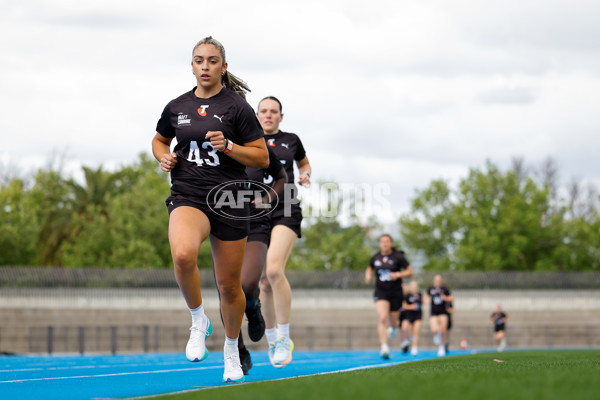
0;349;473;400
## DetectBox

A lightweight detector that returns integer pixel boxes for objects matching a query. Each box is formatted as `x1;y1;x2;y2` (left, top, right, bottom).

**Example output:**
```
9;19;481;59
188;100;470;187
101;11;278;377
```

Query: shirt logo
213;114;224;123
198;105;209;117
281;143;289;149
267;138;276;147
177;113;191;126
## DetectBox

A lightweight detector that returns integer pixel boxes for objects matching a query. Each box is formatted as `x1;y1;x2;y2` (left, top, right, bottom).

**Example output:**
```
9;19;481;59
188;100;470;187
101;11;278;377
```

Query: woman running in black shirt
152;37;268;383
424;274;453;357
257;96;312;368
365;234;413;359
491;304;508;352
401;280;423;356
237;146;287;374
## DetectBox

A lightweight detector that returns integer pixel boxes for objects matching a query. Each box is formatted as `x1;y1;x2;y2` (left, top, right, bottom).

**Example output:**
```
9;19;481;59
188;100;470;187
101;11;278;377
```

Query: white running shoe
498;338;506;352
433;332;442;346
410;346;418;356
437;344;446;357
271;337;294;368
222;345;245;383
380;343;391;360
268;342;277;365
387;326;398;339
185;316;212;362
400;339;411;349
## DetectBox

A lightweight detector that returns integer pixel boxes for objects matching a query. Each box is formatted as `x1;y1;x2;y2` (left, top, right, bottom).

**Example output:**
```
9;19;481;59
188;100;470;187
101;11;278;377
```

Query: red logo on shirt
267;138;276;147
198;105;209;117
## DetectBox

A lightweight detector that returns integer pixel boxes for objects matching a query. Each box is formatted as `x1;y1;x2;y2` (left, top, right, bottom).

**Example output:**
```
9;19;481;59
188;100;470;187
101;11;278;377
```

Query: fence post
78;326;85;355
47;326;53;355
307;326;314;351
347;326;353;350
111;326;117;355
28;326;33;353
143;325;149;353
154;325;159;352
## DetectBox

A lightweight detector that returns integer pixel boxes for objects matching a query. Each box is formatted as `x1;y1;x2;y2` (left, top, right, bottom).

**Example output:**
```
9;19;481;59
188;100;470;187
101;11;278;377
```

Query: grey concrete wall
1;289;599;354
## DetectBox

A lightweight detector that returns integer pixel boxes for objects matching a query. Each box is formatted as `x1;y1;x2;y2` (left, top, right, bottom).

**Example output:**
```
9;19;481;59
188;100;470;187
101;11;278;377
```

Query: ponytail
222;70;251;99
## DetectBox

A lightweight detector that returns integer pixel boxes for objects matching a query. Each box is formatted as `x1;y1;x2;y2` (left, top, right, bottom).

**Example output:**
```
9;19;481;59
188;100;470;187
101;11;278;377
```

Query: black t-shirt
246;146;283;220
368;251;410;291
264;130;306;207
246;146;283;190
491;311;507;327
427;286;451;313
156;87;264;193
264;130;306;183
404;292;422;313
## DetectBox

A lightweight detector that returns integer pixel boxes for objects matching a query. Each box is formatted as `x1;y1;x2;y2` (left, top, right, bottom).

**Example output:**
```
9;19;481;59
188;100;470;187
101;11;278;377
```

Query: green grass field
151;350;600;400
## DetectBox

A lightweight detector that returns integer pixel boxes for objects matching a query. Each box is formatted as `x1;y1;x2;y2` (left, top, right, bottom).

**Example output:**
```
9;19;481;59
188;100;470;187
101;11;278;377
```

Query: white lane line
0;361;192;374
0;365;222;384
0;356;362;376
0;355;376;384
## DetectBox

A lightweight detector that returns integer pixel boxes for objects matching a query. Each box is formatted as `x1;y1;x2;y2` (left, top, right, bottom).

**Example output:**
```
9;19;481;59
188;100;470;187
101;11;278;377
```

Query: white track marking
0;365;223;384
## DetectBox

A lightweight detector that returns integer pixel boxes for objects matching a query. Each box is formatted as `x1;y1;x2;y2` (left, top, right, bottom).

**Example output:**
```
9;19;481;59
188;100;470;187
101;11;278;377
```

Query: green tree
60;153;175;268
400;160;599;271
0;178;39;265
37;165;123;265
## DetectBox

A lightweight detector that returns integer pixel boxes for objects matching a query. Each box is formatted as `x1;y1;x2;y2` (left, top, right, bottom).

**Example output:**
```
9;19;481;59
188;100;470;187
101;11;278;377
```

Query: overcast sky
1;0;599;228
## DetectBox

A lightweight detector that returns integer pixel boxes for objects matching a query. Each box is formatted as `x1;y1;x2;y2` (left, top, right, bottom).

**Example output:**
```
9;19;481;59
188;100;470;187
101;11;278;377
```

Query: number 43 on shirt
188;140;220;167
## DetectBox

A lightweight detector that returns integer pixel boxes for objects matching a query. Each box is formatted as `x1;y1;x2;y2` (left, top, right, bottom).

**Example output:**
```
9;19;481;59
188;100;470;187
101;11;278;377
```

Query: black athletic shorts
374;288;404;312
494;324;505;333
247;215;271;245
271;203;302;238
431;306;448;316
404;311;422;323
399;311;407;322
166;193;250;241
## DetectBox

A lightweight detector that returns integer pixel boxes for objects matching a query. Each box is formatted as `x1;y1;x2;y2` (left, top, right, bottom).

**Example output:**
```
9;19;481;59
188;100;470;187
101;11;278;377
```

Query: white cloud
1;0;599;222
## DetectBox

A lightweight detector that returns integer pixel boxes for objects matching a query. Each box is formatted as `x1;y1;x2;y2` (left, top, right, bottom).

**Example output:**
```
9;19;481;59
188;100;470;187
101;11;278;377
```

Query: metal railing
1;267;600;289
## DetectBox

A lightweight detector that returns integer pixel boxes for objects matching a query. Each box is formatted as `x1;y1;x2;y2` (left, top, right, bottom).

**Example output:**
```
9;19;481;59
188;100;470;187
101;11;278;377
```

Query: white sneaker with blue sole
223;345;245;383
186;316;212;362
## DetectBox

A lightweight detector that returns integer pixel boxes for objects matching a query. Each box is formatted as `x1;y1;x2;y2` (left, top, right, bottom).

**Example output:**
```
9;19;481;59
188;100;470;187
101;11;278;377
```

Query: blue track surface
0;348;473;400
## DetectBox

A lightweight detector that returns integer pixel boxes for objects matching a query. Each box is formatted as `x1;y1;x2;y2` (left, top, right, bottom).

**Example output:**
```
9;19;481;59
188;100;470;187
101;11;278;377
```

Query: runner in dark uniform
445;301;454;353
491;304;508;352
424;274;453;357
237;145;287;374
152;36;268;384
364;234;413;359
257;96;312;368
401;281;423;356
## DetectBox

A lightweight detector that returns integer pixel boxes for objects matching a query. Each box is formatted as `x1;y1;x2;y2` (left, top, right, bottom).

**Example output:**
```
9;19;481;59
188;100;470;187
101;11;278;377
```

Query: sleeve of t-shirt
399;254;410;268
156;102;176;139
235;102;265;144
265;146;284;177
368;255;376;269
294;135;307;161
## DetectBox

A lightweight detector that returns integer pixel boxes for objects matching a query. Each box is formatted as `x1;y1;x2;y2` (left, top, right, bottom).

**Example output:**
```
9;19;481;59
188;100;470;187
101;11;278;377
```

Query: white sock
224;336;238;348
265;327;278;344
189;304;206;326
277;323;290;339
